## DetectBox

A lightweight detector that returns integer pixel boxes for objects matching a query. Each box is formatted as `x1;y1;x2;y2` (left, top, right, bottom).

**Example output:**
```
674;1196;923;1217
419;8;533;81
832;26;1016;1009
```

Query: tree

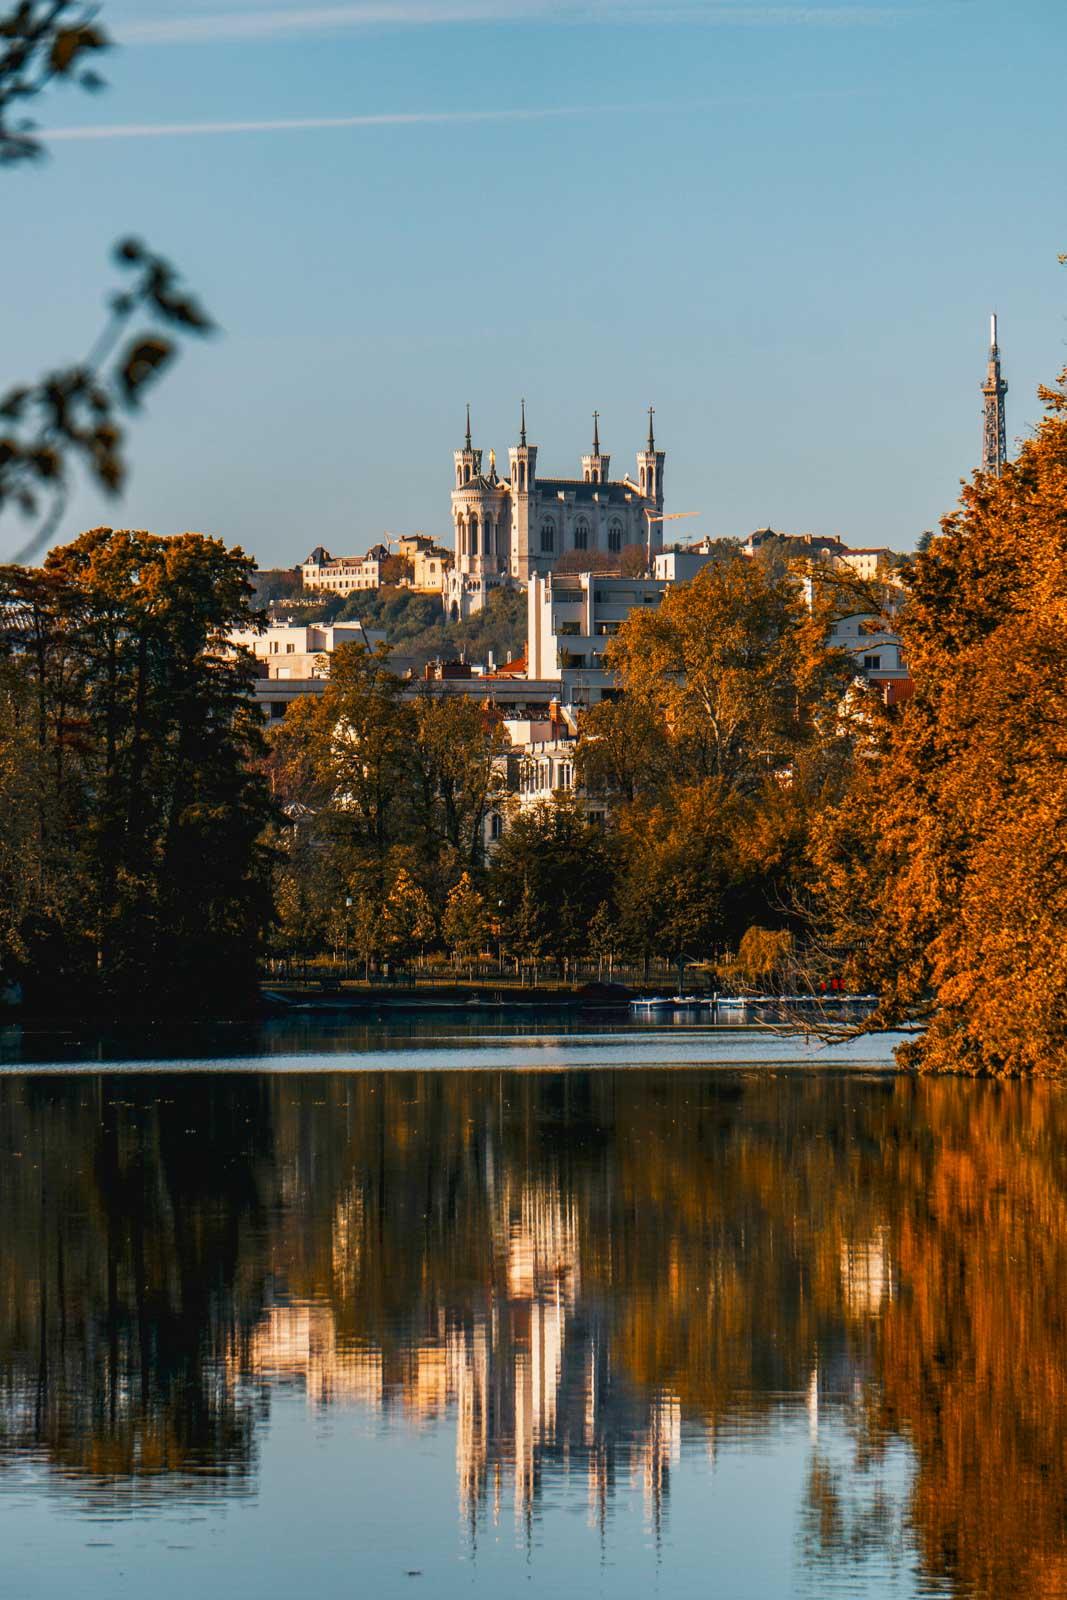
410;692;507;883
734;926;794;989
380;867;435;966
488;798;618;972
814;366;1067;1073
442;872;489;968
0;527;274;1013
1;4;213;562
578;560;858;965
268;645;507;966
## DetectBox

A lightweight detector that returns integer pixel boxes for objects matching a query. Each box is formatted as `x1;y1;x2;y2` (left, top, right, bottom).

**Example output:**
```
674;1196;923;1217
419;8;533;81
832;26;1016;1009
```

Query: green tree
488;798;617;973
0;527;273;1013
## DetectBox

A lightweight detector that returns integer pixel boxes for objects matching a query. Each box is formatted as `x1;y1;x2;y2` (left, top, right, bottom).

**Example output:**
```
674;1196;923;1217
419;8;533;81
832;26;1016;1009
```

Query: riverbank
260;979;637;1014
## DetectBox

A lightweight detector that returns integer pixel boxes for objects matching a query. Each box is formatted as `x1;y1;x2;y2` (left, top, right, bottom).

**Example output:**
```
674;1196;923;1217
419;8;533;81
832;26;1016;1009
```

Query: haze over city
5;0;1064;564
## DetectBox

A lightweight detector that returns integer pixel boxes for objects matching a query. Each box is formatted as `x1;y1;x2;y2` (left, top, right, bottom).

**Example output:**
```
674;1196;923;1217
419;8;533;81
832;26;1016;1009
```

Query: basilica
444;405;666;619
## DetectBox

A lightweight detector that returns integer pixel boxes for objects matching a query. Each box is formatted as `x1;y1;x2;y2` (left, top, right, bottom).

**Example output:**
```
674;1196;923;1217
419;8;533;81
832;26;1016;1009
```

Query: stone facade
444;406;665;620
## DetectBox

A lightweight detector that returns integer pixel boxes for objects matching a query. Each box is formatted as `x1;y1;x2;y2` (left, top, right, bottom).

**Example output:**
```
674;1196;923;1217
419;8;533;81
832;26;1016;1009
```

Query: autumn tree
814;368;1067;1074
442;872;490;970
578;559;859;966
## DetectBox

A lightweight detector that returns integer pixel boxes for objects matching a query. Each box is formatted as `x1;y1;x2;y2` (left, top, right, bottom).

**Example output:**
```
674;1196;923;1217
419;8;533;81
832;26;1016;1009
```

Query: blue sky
5;0;1065;566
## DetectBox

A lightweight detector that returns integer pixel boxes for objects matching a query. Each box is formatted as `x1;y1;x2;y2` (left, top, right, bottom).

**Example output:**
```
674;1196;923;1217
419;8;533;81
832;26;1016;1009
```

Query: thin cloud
41;86;866;142
115;1;898;47
43;104;642;141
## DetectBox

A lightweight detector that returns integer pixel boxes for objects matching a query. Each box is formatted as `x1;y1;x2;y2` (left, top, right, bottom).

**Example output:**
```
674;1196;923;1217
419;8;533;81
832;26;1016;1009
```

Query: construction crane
644;509;700;569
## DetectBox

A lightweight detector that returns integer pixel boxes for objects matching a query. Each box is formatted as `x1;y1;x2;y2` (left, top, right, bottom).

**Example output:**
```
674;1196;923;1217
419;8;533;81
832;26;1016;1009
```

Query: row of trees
265;554;869;980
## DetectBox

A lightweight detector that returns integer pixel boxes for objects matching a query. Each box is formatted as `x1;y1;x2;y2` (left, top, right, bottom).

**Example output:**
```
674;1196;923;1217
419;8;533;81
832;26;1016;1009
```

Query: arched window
469;516;479;556
639;468;646;492
574;522;589;552
608;524;622;553
541;521;555;552
489;813;502;841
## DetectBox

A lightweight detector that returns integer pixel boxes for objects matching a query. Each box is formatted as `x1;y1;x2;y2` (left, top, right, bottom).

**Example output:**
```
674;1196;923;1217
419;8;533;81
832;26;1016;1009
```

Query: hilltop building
445;404;666;620
301;545;388;595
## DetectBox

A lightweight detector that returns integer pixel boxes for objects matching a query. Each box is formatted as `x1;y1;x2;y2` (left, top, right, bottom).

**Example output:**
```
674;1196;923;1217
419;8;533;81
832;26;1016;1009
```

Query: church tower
508;399;538;579
581;412;610;484
454;404;482;488
635;406;665;507
981;314;1008;477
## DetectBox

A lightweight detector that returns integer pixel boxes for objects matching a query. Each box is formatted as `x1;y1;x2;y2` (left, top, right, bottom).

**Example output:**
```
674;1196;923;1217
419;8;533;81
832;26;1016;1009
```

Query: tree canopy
0;527;274;1014
814;370;1067;1073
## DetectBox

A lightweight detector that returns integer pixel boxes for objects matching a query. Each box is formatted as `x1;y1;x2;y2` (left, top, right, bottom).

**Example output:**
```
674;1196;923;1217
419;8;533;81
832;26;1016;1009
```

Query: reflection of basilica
239;1175;685;1529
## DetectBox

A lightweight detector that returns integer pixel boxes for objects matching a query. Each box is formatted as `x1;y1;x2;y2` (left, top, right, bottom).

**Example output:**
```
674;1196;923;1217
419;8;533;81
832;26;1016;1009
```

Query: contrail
43;104;642;141
41;85;867;142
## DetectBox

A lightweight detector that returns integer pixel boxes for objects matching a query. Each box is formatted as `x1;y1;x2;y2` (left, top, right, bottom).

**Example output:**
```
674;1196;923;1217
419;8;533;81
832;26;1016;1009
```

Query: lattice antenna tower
981;313;1008;476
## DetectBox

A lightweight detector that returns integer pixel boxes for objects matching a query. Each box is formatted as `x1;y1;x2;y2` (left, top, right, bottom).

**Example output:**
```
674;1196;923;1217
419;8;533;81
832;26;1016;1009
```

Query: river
0;1017;1061;1599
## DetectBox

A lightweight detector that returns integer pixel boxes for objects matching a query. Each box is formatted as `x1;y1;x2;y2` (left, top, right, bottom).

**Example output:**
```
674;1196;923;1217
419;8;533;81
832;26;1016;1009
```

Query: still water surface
0;1020;1061;1599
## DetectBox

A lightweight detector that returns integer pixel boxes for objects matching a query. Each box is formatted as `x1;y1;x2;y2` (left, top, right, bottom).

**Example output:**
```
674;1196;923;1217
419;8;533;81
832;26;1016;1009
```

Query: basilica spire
647;405;655;452
592;410;600;456
465;403;472;451
520;397;527;447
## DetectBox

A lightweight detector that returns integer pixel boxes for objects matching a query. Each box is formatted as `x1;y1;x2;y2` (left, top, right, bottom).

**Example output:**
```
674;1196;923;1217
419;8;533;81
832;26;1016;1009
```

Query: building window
286;643;295;654
608;524;622;553
574;523;589;551
863;654;882;670
542;521;555;551
489;813;502;840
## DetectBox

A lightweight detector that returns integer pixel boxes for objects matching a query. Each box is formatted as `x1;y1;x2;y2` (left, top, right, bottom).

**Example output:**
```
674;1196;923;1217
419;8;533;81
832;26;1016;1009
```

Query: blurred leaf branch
1;1;214;562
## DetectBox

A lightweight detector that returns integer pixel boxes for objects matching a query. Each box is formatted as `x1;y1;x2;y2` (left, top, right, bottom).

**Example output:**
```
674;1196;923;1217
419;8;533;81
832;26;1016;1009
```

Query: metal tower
981;313;1008;476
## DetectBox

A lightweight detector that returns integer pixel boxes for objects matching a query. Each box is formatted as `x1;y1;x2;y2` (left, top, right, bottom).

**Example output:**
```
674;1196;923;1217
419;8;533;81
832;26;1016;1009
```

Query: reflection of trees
3;1066;1067;1597
866;1080;1067;1600
0;1076;273;1493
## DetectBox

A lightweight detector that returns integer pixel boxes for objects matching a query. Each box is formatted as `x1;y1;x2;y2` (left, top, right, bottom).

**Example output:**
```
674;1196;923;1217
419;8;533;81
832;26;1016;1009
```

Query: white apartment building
526;572;667;704
653;546;719;584
829;613;911;701
229;620;384;681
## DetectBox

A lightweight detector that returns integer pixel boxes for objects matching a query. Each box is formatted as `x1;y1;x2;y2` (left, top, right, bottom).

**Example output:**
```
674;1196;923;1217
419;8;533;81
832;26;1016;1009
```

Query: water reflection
0;1067;1064;1597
